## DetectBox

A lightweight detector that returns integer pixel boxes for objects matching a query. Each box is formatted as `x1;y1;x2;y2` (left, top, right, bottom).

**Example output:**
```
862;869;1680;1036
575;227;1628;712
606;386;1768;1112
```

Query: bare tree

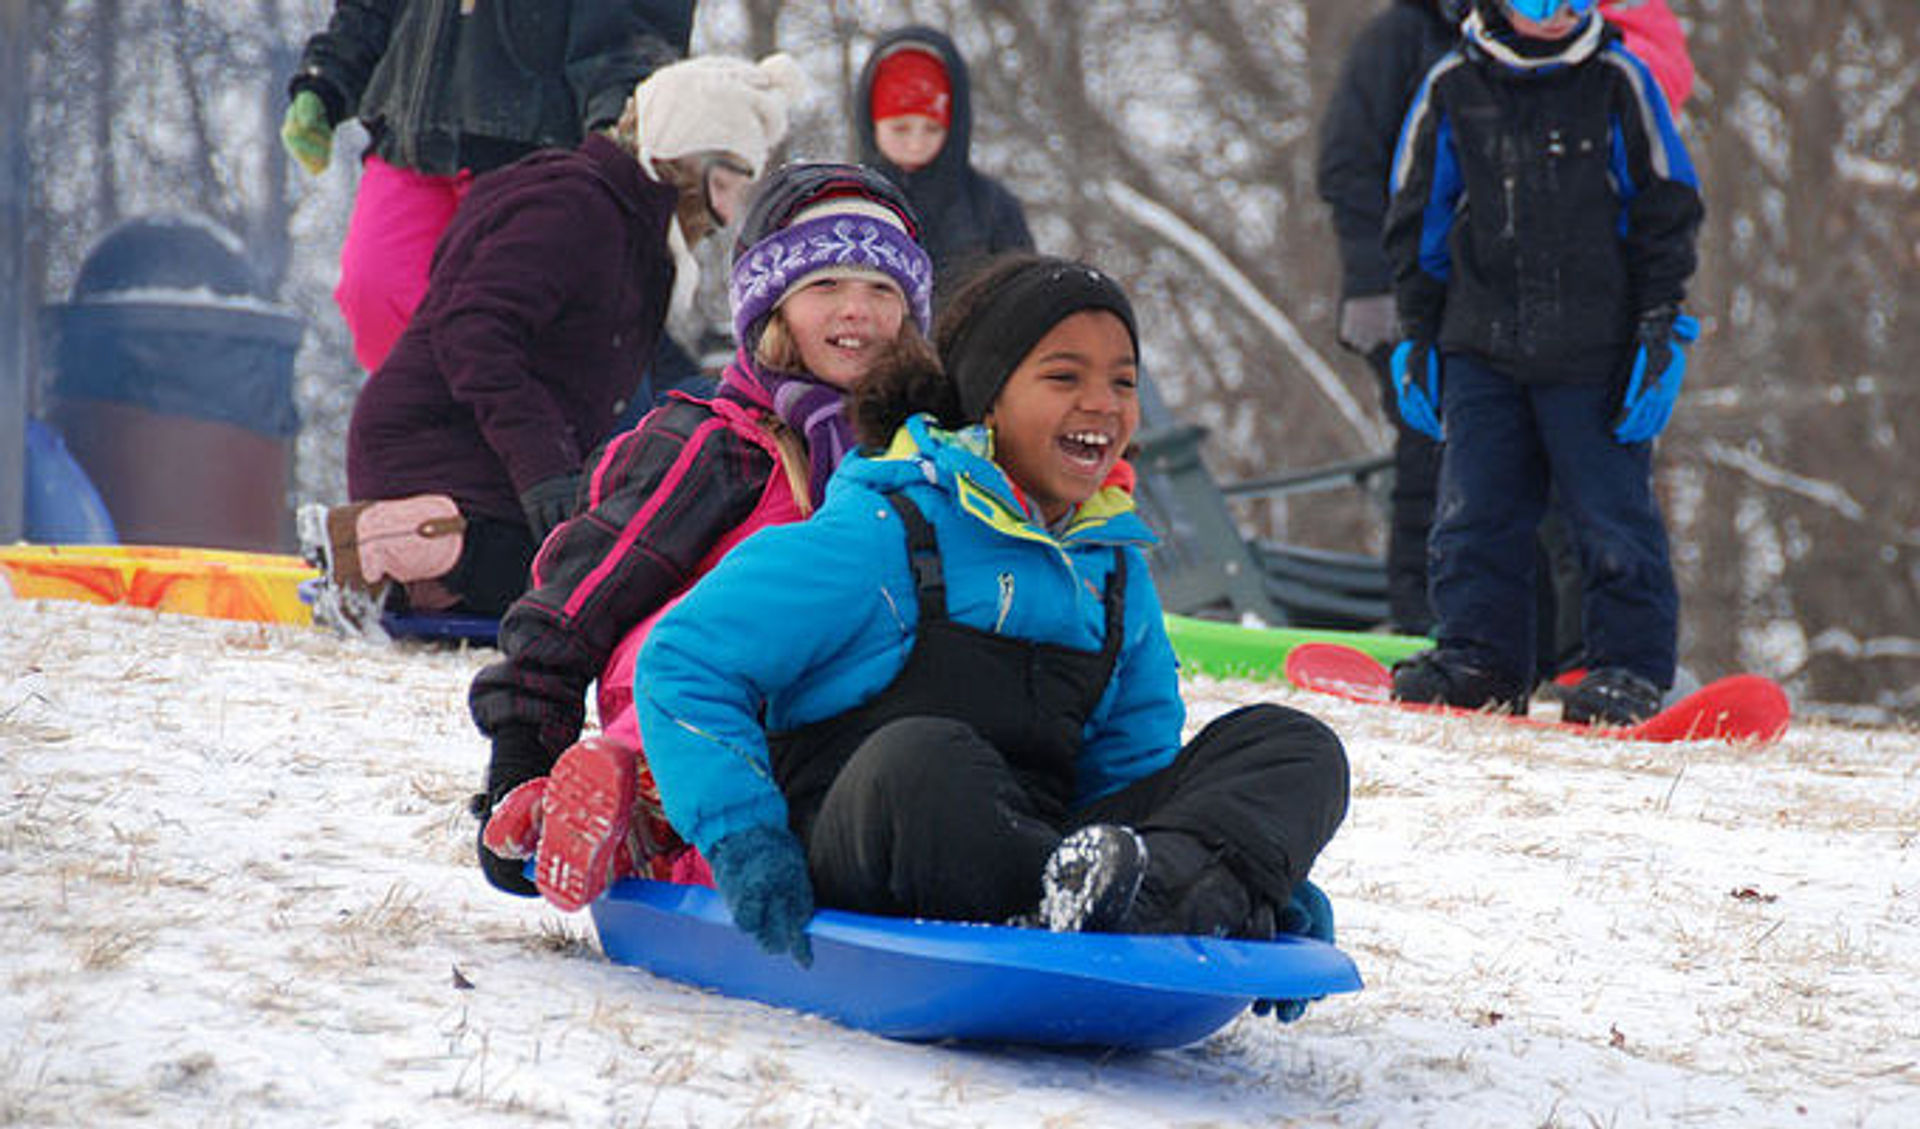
27;0;356;506
1674;0;1920;714
22;0;1916;717
89;0;122;228
693;0;1920;718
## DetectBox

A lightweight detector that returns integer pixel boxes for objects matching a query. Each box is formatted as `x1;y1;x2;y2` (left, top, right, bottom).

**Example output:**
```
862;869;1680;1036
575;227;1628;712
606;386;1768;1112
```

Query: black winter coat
854;26;1034;300
290;0;694;176
1384;17;1703;383
1316;0;1461;300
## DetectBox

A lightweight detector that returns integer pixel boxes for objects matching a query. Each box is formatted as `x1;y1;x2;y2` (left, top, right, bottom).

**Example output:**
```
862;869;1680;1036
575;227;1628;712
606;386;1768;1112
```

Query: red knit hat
869;48;951;128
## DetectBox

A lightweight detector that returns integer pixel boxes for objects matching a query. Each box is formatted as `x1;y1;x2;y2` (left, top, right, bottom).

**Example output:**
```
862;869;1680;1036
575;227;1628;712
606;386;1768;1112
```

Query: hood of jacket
1463;4;1615;77
712;347;779;413
854;28;977;200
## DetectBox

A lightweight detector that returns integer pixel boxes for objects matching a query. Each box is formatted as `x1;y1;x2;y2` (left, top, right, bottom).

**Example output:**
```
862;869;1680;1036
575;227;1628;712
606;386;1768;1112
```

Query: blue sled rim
589;878;1363;1049
297;577;500;642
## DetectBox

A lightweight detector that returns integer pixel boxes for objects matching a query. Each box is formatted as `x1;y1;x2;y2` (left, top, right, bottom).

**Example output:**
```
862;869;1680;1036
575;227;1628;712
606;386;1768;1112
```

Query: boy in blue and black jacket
1382;0;1703;725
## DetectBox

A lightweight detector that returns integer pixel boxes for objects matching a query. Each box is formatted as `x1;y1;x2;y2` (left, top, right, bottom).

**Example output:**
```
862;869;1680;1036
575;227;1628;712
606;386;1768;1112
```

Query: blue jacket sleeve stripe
1609;119;1635;236
1392;54;1467;285
1603;45;1698;188
1418;115;1462;282
1389;53;1461;196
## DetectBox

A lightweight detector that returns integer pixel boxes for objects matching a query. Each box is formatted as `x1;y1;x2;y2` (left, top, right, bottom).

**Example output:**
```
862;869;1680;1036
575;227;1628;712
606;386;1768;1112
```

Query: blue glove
706;825;816;967
1612;307;1699;444
1390;340;1444;441
1252;879;1336;1023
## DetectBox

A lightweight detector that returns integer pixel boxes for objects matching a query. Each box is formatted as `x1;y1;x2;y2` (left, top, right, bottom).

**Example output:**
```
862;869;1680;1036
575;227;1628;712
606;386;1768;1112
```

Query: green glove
281;90;334;176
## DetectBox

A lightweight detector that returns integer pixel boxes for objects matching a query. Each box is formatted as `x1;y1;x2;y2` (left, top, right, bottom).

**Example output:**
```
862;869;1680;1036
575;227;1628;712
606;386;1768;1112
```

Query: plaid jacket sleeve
469;399;775;753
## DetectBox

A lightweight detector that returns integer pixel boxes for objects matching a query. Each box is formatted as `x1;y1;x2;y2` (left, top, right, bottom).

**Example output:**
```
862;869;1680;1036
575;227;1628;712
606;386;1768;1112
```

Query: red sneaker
535;737;638;912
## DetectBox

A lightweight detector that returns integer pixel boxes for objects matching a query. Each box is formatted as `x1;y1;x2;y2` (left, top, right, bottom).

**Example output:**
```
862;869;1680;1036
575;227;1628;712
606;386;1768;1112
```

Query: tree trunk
0;0;31;538
255;0;295;295
90;0;121;228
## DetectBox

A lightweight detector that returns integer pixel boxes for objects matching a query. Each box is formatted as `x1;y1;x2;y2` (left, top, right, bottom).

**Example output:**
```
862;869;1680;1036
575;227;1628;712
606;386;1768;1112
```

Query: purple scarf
723;351;855;508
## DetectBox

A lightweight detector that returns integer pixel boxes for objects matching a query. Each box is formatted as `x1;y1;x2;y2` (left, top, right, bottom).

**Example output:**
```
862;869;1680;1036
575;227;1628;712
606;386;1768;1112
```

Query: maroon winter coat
346;133;677;523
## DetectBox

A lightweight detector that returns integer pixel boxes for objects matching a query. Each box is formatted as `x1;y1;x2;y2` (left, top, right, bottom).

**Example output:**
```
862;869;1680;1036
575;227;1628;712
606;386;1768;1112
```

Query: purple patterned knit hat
728;203;934;346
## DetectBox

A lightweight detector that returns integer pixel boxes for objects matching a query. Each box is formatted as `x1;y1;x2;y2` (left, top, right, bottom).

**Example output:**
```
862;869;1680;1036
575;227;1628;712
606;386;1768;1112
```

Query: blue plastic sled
589;878;1363;1049
297;578;500;644
382;609;498;644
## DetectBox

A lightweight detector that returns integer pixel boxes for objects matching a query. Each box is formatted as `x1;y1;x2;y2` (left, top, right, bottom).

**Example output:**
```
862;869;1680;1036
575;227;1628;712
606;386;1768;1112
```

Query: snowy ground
1;597;1915;1128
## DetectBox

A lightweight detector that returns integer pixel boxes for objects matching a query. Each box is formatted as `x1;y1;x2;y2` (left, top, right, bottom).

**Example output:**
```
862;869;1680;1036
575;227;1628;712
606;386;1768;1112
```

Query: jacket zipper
402;0;456;168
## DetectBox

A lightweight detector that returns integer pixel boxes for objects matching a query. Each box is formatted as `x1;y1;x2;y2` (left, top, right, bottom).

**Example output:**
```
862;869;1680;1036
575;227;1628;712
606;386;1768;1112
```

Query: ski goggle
1502;0;1597;20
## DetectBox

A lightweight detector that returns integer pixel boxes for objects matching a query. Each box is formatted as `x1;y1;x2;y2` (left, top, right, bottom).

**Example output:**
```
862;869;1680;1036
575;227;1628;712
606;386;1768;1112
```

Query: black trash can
46;216;304;552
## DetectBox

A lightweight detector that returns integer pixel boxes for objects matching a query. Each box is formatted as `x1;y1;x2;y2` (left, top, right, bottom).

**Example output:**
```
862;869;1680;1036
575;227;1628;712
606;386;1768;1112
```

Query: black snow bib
770;493;1126;840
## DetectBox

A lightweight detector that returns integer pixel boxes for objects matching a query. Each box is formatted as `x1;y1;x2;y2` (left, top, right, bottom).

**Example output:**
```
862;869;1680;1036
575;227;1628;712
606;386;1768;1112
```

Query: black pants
806;704;1350;927
1432;355;1677;686
1371;347;1586;676
1370;346;1443;636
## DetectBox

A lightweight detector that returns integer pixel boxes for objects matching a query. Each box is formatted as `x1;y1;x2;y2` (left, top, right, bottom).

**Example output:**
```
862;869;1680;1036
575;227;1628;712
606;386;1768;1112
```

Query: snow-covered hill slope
2;599;1913;1127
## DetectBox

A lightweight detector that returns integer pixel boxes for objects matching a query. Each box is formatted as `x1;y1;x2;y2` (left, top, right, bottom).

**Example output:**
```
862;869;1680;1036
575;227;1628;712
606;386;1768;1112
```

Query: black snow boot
1038;824;1149;933
1391;649;1530;715
1122;831;1277;940
1560;667;1664;726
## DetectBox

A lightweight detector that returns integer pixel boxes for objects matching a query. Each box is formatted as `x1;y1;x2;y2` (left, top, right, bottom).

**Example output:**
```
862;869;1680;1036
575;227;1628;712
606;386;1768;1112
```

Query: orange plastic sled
0;544;319;626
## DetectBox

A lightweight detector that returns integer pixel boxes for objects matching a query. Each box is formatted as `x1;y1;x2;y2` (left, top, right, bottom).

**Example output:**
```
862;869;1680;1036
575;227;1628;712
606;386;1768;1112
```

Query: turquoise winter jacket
635;414;1186;855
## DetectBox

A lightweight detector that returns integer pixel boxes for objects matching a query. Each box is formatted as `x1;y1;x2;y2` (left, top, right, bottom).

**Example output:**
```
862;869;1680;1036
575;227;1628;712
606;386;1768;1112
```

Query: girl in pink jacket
470;163;936;912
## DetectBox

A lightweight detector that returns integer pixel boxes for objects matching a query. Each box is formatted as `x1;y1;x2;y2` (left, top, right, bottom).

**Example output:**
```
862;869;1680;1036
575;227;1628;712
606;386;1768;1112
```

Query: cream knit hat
633;53;807;178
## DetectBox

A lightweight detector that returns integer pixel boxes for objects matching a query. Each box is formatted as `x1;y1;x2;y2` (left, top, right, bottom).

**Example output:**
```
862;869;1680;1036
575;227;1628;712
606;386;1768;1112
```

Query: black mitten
472;725;553;896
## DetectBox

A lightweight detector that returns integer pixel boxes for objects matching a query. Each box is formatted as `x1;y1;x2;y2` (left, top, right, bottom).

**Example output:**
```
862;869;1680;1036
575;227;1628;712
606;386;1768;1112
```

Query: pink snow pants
335;154;473;372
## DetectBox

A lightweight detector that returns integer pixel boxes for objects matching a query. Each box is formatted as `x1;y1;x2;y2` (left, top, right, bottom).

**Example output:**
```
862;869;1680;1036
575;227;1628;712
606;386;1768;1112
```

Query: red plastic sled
1284;642;1790;744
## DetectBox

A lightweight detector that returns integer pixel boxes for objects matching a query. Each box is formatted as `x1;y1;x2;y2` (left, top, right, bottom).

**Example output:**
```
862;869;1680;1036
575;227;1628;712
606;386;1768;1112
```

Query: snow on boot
1038;824;1148;933
298;496;466;636
299;503;388;638
535;736;639;913
304;576;393;641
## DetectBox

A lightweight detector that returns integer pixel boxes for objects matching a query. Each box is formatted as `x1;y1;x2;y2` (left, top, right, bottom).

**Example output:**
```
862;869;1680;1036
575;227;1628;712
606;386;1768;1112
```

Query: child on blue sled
635;254;1350;1022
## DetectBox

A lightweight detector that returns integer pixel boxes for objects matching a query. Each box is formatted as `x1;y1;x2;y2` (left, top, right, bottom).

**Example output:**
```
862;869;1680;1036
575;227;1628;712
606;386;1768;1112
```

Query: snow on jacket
346;133;676;522
1384;15;1703;384
853;27;1034;301
469;354;811;759
290;0;694;176
636;414;1185;855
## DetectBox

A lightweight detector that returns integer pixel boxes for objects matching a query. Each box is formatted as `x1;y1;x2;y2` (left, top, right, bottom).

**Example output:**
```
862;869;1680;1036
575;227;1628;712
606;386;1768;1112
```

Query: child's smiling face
778;274;908;391
985;310;1139;524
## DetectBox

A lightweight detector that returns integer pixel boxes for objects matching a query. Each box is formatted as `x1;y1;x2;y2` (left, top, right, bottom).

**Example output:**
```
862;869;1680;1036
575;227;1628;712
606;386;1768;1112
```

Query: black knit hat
942;256;1138;422
731;161;923;262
